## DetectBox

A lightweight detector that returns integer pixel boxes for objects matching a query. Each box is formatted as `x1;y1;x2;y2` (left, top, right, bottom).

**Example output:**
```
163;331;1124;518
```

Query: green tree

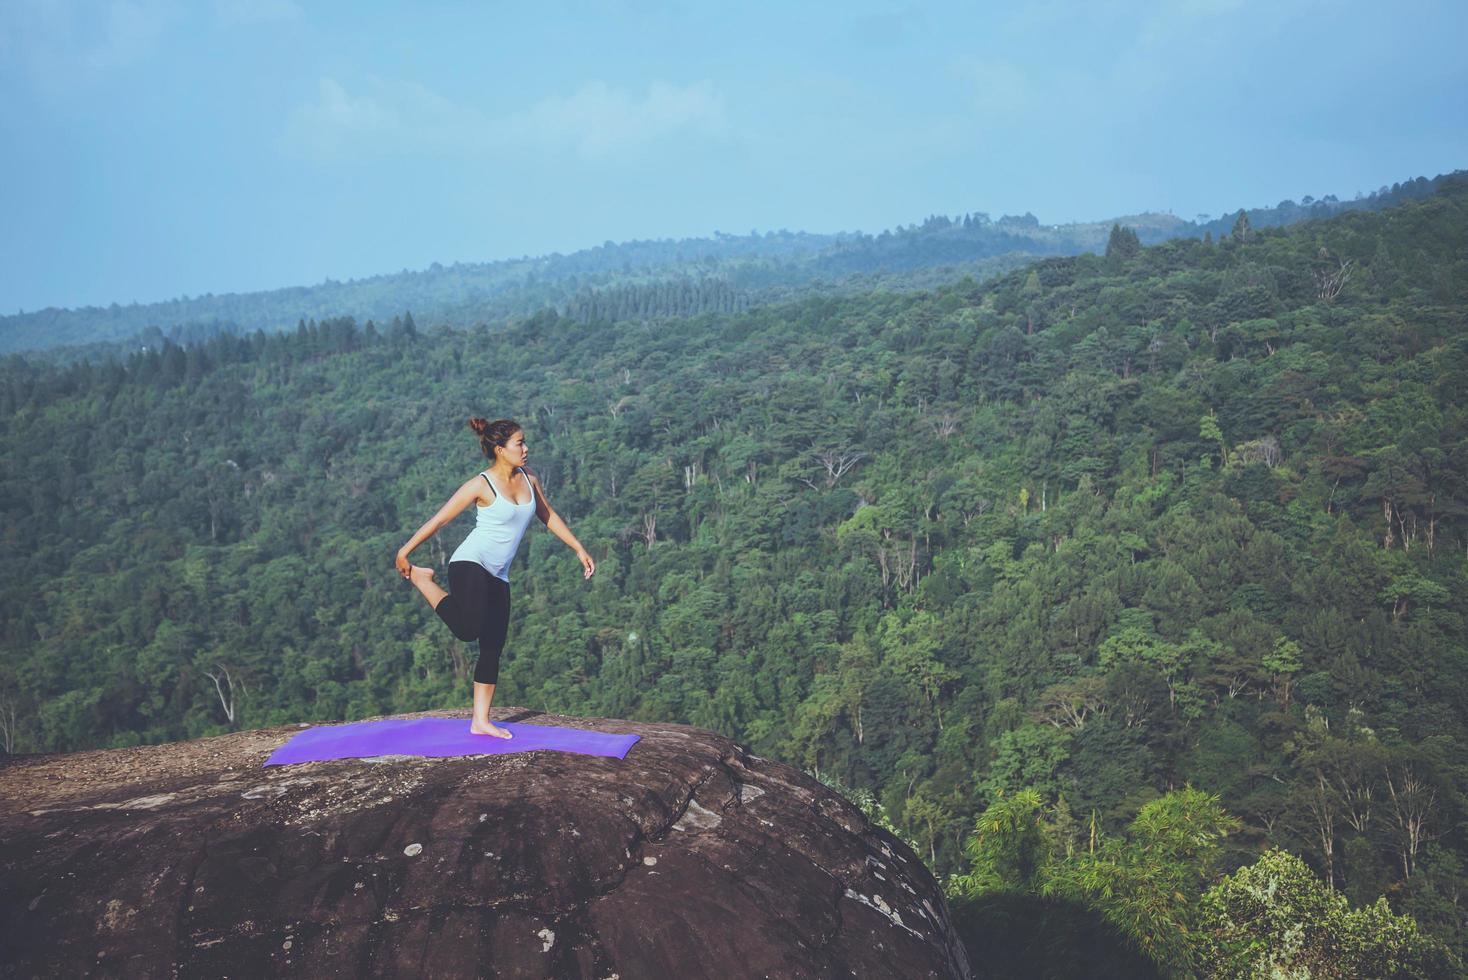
1194;849;1456;978
1230;210;1251;242
1199;411;1226;466
1106;224;1143;261
951;787;1241;977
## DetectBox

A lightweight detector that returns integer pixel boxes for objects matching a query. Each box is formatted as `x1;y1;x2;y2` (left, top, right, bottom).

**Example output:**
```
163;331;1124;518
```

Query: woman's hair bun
469;417;522;459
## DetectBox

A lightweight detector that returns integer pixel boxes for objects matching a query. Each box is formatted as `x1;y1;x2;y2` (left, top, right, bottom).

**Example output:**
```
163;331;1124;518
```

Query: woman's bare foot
408;565;448;608
470;718;514;739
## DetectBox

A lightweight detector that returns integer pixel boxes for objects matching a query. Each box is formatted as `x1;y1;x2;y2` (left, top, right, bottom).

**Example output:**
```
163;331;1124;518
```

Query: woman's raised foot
408;565;436;587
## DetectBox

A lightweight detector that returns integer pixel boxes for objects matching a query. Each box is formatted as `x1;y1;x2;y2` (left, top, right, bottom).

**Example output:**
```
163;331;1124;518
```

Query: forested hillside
3;179;1467;973
2;172;1455;360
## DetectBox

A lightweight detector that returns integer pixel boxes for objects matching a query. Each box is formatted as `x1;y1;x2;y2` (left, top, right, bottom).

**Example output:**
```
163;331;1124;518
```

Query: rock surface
0;707;973;979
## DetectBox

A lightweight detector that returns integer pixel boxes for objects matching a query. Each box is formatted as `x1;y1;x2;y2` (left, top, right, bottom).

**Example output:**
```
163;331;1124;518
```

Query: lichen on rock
0;707;972;979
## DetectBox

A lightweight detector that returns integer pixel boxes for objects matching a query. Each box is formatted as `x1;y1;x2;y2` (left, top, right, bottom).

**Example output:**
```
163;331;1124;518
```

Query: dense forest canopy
2;172;1456;359
2;178;1467;974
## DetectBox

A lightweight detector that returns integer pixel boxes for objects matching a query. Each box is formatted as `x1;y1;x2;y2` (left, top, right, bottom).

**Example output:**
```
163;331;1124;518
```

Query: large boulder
0;708;972;979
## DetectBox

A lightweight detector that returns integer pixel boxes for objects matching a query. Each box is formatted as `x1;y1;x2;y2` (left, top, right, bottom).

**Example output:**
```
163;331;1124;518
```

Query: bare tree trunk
1426;492;1437;556
1316;256;1353;302
812;449;867;488
0;697;18;753
1385;765;1439;880
1307;769;1337;889
204;665;243;724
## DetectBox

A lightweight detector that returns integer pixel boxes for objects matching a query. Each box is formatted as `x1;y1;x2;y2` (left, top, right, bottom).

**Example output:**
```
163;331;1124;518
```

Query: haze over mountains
2;171;1455;360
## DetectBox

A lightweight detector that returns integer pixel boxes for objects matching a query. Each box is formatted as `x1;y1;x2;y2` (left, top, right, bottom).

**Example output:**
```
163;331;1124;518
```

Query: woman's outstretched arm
524;469;594;580
395;476;484;575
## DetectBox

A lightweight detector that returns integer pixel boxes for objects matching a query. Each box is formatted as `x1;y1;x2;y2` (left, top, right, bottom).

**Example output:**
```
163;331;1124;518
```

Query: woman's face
500;430;528;466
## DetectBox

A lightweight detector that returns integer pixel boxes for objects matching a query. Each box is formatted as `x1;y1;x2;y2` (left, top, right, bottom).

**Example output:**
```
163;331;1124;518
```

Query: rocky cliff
0;707;973;979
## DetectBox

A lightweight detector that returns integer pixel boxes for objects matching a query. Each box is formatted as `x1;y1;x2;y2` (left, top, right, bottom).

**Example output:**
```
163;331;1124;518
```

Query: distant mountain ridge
2;169;1457;360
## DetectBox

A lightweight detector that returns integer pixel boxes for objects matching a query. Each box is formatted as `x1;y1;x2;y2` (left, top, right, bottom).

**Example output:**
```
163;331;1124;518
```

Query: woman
396;417;594;738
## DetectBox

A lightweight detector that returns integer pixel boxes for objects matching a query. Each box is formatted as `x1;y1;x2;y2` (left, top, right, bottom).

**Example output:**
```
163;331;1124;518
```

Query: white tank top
448;467;537;582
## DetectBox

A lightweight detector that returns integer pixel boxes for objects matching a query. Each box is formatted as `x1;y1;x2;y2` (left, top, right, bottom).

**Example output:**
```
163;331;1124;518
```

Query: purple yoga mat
263;717;641;767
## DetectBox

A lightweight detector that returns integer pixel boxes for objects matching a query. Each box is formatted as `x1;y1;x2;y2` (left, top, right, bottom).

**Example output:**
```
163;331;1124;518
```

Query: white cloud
1140;0;1225;45
0;0;175;85
282;75;488;159
280;76;727;162
290;77;400;153
1138;0;1300;46
949;58;1032;121
214;0;302;26
516;80;726;157
92;0;170;68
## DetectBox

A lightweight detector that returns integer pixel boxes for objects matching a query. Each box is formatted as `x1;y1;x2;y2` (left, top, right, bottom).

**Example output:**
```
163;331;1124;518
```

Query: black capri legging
434;561;510;685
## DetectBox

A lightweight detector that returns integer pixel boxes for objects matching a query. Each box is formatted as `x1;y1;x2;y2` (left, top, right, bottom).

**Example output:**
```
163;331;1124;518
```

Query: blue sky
1;0;1464;313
